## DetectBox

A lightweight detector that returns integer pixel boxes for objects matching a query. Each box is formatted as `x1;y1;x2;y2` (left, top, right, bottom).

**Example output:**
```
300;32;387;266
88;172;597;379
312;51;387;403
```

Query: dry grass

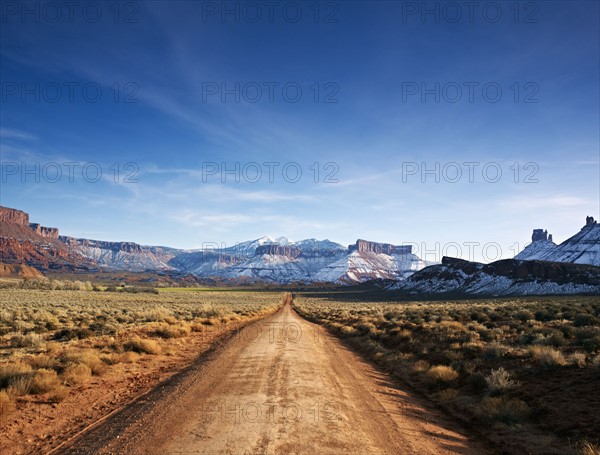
425;365;459;385
412;360;430;373
0;362;33;395
61;363;92;386
30;369;62;394
529;345;566;367
477;396;530;425
294;294;600;454
0;288;281;401
485;368;520;392
578;441;600;455
568;352;587;368
124;337;162;355
144;322;191;339
60;349;106;375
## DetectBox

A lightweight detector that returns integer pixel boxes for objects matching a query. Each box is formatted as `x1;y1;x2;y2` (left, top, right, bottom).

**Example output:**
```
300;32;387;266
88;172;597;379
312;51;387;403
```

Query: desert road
57;302;484;454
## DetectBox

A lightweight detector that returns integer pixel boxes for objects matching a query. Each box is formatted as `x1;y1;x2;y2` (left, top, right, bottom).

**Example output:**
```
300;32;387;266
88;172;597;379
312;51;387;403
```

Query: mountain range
0;206;430;283
1;205;598;294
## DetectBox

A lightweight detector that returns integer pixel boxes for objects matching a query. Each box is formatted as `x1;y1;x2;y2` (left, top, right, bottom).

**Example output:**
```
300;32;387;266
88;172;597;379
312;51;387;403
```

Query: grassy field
0;286;282;422
295;295;600;455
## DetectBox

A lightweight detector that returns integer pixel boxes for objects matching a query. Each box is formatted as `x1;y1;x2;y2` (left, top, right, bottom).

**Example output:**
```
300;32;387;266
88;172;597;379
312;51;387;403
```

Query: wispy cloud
0;128;38;141
498;195;589;210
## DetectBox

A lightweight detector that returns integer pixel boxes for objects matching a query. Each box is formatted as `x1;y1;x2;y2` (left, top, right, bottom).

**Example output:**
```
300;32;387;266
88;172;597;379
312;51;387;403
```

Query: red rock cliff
0;206;29;225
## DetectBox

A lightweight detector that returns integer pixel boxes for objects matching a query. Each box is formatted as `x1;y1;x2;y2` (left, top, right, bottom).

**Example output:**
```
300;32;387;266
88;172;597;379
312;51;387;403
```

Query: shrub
578;441;600;455
27;354;58;370
0;362;33;389
137;307;172;322
485;368;519;392
124;337;162;355
574;314;599;327
356;322;377;336
53;327;93;341
483;343;510;360
30;369;61;394
146;322;190;339
10;333;45;349
339;325;357;336
477;396;530;425
77;350;106;375
62;363;92;385
438;388;459;401
582;335;600;353
59;349;106;375
515;310;533;322
426;365;459;384
529;345;566;367
568;352;587;368
412;360;430;373
6;375;32;396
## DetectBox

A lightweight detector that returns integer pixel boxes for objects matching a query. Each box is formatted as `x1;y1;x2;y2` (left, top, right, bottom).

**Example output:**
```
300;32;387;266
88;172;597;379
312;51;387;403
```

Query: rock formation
254;244;302;259
398;256;600;296
0;206;29;225
532;229;552;243
348;239;413;255
30;223;60;239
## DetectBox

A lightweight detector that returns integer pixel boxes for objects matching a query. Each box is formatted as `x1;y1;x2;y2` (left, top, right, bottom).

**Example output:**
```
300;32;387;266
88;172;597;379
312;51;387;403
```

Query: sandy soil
56;303;485;454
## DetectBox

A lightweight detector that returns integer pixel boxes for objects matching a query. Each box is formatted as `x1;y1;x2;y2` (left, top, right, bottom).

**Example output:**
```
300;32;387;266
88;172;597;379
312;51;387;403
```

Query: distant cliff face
0;206;81;271
0;206;60;238
59;236;177;271
349;239;413;255
254;244;302;259
0;206;29;225
29;223;59;239
60;237;143;254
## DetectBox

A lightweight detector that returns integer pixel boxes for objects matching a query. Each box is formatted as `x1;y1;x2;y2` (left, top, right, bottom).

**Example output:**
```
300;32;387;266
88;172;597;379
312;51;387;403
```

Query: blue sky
1;1;598;262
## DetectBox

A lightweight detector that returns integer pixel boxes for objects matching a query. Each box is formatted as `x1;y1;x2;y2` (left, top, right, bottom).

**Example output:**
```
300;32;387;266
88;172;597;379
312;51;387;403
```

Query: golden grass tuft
578;441;600;455
529;345;566;367
124;337;162;355
145;322;191;339
62;363;92;385
425;365;459;384
30;369;62;394
0;362;33;394
412;360;430;373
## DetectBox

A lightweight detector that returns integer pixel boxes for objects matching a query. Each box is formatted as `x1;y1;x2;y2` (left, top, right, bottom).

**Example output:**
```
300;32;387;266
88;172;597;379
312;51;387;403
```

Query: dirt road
58;303;484;454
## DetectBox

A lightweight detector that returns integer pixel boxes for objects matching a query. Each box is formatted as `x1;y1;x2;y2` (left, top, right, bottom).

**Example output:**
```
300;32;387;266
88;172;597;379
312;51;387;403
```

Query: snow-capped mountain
170;238;428;283
59;237;179;271
515;217;600;266
314;240;431;283
169;250;247;276
395;256;600;296
220;236;293;257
